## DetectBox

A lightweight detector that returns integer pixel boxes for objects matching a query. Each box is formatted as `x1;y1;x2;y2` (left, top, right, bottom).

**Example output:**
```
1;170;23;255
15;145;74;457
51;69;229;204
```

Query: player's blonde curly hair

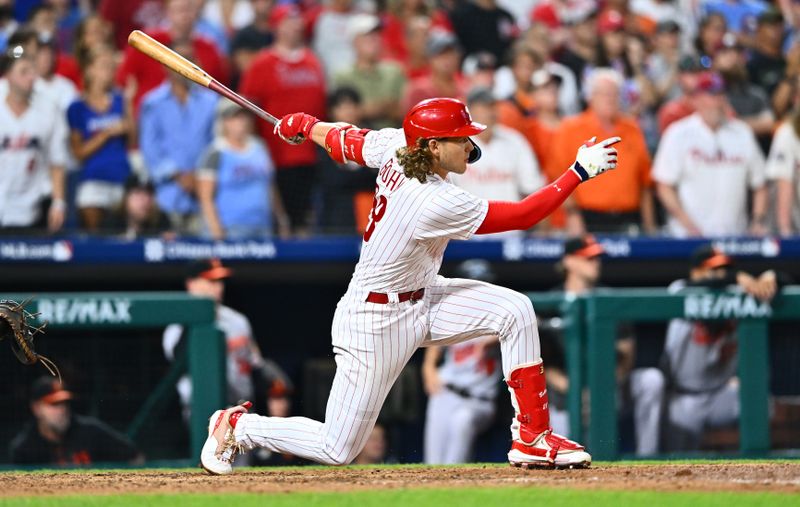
396;138;435;184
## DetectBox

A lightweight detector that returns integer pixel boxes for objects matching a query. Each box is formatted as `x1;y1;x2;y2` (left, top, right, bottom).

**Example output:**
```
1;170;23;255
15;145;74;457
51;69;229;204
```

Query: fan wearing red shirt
99;0;165;50
116;0;228;111
239;4;326;236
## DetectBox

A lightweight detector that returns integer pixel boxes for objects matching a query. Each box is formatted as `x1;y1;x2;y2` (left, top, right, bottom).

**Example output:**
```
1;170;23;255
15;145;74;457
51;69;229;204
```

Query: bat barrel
128;29;279;127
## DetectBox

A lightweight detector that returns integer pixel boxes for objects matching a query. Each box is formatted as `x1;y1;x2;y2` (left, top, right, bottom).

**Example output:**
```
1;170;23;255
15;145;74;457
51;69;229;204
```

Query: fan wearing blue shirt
702;0;767;35
67;44;133;232
196;99;289;240
139;39;218;234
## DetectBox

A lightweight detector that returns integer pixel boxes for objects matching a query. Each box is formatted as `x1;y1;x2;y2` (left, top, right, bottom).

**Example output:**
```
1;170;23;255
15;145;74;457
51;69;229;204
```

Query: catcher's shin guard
505;360;591;469
200;401;252;475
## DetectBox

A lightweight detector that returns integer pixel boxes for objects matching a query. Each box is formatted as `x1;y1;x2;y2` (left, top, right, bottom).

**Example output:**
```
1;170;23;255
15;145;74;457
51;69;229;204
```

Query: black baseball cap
31;376;73;404
691;244;733;270
124;173;155;193
563;235;604;258
185;258;233;281
462;51;498;75
678;55;705;72
426;31;460;57
656;20;681;34
466;87;495;106
757;8;784;25
0;44;30;76
531;69;562;88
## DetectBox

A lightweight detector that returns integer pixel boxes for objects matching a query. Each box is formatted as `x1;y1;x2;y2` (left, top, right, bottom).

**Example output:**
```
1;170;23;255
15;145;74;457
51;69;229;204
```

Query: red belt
365;289;425;304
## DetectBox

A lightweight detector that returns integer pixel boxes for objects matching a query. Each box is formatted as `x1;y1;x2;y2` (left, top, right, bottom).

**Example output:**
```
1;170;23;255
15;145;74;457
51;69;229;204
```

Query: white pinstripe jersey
350;128;489;293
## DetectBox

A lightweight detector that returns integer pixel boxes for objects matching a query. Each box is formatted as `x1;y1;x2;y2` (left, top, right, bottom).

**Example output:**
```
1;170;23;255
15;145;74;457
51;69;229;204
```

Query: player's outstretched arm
273;112;371;166
476;137;620;235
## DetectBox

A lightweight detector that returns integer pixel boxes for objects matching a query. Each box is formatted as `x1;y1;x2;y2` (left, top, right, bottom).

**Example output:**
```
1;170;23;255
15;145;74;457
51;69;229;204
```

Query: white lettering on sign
684;294;772;319
143;240;277;262
37;299;132;324
0;241;73;261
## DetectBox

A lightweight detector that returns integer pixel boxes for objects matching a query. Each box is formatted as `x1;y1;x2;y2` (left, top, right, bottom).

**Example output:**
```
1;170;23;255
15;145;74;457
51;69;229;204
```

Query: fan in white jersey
200;96;621;474
448;88;545;239
0;44;69;231
653;71;767;237
766;115;800;235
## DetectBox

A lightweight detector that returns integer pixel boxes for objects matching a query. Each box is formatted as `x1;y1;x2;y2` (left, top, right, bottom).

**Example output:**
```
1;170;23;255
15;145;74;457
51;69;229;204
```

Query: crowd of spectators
0;0;799;239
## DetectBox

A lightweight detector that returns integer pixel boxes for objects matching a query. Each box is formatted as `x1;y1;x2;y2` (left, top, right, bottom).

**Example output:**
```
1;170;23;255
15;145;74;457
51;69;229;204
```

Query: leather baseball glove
0;299;59;379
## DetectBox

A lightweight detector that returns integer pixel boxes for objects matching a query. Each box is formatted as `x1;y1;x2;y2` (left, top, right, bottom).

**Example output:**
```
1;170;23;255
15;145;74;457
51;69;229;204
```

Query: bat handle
208;80;278;126
207;80;305;143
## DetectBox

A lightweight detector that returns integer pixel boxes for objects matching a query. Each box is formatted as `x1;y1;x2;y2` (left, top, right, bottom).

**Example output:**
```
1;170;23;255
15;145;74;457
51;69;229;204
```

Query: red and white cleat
504;360;591;470
508;430;591;469
200;401;252;475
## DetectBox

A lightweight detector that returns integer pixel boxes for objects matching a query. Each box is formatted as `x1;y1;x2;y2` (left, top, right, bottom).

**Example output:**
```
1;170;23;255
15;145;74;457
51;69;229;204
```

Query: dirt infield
1;463;798;497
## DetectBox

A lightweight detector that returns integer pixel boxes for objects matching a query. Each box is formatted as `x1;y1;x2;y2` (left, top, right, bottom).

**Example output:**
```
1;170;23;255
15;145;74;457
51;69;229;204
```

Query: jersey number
363;194;388;242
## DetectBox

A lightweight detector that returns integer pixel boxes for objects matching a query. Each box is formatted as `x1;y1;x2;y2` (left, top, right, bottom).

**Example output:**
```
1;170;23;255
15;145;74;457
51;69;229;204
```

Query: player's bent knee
509;293;537;326
639;368;666;394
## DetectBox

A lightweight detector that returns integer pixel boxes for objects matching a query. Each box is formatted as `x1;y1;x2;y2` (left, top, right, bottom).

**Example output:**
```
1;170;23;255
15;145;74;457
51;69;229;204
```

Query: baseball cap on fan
563;235;605;258
655;20;681;34
531;68;562;89
347;13;381;38
217;98;247;119
678;55;706;73
757;7;784;26
462;51;497;76
124;173;155;193
185;258;233;281
696;71;725;94
269;3;301;30
597;10;625;35
426;31;460;57
0;44;29;76
31;376;73;404
466;87;495;106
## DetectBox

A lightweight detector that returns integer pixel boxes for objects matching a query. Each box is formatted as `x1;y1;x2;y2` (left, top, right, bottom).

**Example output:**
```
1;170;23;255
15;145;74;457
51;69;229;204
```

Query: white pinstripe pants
234;276;540;465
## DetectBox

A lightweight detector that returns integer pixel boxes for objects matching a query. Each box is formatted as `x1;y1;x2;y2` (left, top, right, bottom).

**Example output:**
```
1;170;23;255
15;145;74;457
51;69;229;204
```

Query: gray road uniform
661;280;740;450
163;304;262;416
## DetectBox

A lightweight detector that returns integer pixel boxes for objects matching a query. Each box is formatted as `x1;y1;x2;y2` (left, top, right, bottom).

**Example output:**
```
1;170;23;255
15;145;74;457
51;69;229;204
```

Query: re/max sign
37;299;132;324
683;294;772;319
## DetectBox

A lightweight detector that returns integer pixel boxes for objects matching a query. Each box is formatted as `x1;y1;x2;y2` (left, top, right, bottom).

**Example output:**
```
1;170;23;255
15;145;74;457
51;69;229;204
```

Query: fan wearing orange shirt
548;68;656;235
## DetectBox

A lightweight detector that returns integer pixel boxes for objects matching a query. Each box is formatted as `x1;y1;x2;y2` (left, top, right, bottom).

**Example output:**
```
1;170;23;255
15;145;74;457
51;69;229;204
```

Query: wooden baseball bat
127;30;279;126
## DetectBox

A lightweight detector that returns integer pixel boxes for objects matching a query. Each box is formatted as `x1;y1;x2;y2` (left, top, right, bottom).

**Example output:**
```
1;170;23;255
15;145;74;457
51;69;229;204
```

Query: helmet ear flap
467;139;481;164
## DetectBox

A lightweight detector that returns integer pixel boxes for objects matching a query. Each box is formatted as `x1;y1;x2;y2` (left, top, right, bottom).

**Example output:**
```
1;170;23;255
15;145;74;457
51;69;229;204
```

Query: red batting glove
273;112;320;145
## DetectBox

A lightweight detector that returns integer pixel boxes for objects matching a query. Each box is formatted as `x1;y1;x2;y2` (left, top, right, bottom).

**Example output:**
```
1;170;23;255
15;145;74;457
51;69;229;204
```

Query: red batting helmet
402;97;486;163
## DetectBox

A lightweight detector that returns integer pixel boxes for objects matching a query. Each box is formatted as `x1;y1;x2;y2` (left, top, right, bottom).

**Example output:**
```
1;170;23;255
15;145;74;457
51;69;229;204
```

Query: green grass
1;461;798;506
3;459;796;474
1;487;798;507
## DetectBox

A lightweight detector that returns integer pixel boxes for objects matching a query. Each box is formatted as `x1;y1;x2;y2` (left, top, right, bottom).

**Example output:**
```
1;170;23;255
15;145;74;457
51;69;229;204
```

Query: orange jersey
548;110;652;213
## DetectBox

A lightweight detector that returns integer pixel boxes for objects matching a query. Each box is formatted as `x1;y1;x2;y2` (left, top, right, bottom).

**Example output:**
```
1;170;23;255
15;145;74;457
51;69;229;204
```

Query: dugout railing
527;287;800;460
1;292;224;461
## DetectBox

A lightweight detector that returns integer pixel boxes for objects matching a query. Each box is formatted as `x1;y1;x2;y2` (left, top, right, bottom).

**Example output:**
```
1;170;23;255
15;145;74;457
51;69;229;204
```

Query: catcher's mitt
0;299;60;380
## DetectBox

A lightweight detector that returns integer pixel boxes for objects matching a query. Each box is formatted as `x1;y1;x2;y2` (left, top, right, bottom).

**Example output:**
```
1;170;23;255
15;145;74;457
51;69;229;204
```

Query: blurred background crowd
1;0;800;240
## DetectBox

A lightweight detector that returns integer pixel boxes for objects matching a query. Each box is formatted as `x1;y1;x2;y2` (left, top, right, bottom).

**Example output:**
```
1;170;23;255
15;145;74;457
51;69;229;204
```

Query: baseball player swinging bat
127;30;304;143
